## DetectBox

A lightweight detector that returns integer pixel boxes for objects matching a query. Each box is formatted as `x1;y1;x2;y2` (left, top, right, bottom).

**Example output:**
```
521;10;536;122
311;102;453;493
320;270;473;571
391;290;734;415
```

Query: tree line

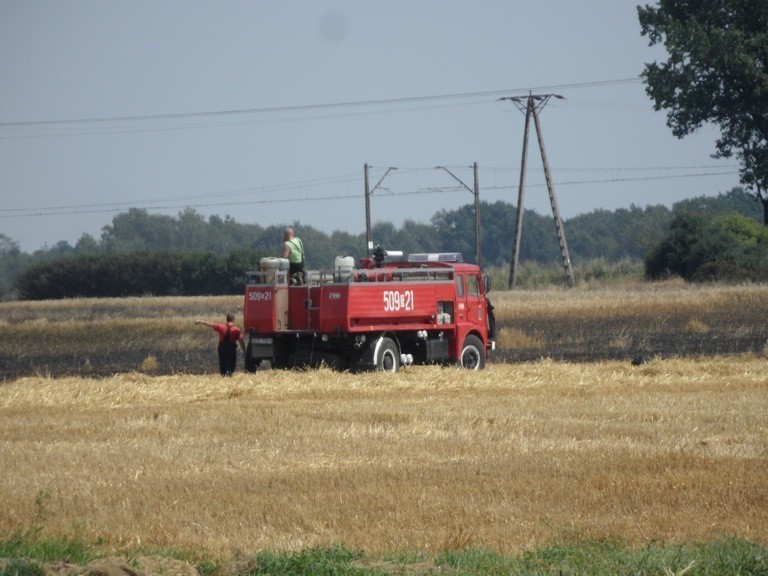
1;188;764;299
15;250;262;300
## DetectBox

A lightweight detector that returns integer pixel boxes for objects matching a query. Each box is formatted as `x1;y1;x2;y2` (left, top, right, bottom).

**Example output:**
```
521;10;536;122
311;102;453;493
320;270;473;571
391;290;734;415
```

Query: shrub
646;212;768;282
15;250;262;300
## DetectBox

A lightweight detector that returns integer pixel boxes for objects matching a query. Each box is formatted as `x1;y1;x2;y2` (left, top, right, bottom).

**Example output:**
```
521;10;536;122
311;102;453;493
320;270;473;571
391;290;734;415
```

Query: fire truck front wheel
245;356;259;373
375;337;400;372
244;349;259;373
460;335;486;370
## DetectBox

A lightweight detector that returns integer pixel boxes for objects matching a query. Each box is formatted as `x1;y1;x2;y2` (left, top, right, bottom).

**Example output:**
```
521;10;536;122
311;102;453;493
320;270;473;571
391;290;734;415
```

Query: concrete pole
473;162;481;269
364;163;372;257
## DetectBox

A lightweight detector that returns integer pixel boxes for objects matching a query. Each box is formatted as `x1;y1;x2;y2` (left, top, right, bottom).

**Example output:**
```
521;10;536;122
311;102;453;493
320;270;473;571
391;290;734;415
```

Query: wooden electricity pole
502;93;574;289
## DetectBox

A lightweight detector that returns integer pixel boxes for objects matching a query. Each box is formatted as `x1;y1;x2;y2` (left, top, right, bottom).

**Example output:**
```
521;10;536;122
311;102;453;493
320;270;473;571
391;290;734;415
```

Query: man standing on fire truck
282;226;305;284
195;313;245;376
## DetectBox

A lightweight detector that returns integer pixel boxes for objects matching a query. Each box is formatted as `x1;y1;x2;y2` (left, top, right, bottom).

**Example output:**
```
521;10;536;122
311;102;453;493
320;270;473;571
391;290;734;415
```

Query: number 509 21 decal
383;290;414;312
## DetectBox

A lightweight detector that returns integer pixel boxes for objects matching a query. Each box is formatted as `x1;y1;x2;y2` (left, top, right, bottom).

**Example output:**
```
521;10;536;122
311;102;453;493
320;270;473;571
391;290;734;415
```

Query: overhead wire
477;165;739;173
0;168;739;219
0;173;362;214
0;77;642;129
0;76;738;226
0;100;496;140
482;170;739;190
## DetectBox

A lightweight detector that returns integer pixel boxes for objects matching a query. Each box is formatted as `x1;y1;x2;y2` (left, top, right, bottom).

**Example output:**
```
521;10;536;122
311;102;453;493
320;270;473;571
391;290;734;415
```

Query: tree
638;1;768;222
75;233;101;255
0;234;31;299
645;211;768;281
672;187;762;220
101;208;178;252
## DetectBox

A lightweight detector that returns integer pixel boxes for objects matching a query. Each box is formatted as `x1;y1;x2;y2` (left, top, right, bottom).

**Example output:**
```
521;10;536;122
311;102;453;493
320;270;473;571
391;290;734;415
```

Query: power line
0;193;361;218
0;174;361;214
563;98;654;112
0;169;739;219
0;77;642;129
482;170;739;190
0;100;493;140
478;165;739;173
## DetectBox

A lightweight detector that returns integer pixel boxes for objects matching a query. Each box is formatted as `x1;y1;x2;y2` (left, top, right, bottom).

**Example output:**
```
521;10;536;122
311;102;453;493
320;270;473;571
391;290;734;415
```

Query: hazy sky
0;1;739;252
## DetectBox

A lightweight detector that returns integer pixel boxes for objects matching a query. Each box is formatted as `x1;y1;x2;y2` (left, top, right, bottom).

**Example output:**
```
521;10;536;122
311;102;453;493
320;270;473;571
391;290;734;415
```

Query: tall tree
0;234;31;299
638;1;768;222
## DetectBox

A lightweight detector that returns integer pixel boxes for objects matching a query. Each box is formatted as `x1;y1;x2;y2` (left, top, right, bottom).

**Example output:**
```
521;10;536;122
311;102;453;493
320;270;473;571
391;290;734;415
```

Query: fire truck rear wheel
376;337;400;372
460;335;486;370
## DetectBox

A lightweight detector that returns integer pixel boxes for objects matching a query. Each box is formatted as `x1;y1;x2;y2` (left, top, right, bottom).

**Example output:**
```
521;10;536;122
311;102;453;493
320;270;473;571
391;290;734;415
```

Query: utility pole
363;164;397;257
509;97;532;289
364;163;371;255
436;163;481;267
473;161;480;269
501;93;574;289
532;99;574;288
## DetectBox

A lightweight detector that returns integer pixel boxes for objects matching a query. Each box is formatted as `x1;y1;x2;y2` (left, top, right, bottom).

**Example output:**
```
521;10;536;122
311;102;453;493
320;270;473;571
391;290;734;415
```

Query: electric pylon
501;93;574;289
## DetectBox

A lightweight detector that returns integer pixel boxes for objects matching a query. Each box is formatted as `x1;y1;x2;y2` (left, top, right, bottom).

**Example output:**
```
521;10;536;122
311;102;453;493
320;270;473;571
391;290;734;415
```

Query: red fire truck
242;248;494;372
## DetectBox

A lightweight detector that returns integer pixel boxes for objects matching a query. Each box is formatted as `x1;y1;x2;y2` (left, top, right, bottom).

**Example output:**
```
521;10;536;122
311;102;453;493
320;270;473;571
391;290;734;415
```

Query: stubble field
1;359;766;558
0;284;767;573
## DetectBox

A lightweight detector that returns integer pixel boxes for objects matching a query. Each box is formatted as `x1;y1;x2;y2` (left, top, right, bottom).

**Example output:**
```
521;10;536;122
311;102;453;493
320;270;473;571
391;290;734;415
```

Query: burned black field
2;283;768;380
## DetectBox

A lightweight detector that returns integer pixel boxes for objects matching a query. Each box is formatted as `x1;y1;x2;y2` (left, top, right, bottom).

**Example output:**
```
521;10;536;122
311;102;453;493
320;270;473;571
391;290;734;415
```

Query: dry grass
490;281;768;322
489;282;768;361
683;318;710;334
1;358;766;556
139;355;159;374
495;327;546;349
0;295;237;324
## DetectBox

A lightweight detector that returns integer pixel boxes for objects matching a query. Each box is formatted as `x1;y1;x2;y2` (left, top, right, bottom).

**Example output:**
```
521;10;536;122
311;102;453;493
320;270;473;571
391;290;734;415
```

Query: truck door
464;273;484;331
454;273;466;323
454;272;483;328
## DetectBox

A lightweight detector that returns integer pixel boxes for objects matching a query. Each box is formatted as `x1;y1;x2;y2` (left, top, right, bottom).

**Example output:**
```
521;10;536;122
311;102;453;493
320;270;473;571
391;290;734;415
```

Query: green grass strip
0;535;765;576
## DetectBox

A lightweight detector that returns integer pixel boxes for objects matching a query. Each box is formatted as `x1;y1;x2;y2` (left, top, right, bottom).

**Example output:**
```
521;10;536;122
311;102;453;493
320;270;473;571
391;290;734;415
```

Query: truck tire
272;356;290;369
375;337;400;372
245;358;260;373
460;335;486;370
244;349;259;373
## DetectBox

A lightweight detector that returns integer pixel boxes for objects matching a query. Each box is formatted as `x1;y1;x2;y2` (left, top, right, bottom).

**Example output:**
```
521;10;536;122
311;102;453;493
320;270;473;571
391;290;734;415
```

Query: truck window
467;274;480;297
455;275;465;297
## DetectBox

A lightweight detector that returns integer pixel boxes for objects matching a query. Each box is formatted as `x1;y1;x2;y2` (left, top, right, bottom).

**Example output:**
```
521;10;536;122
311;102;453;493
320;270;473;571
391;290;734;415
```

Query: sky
0;1;741;253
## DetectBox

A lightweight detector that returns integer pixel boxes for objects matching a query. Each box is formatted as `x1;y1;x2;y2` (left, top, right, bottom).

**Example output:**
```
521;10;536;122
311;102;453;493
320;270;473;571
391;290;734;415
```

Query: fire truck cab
243;249;493;372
